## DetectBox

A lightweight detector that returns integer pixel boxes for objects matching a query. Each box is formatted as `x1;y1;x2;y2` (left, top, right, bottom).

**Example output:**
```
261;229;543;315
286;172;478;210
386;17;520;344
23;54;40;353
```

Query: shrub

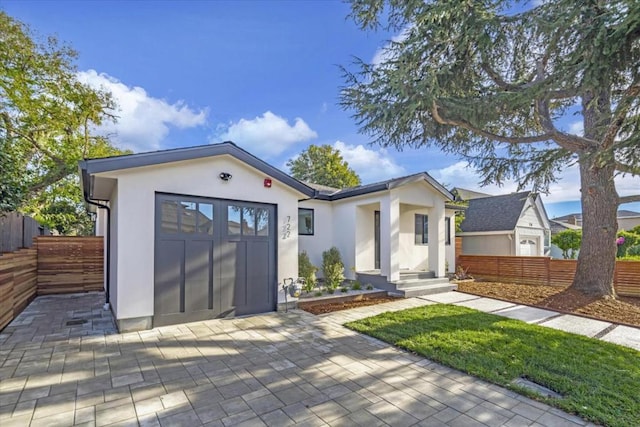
298;251;318;293
314;291;323;297
616;231;640;258
454;266;473;280
351;281;362;291
627;244;640;257
366;284;374;290
340;287;348;293
322;246;344;290
551;229;581;259
327;288;335;294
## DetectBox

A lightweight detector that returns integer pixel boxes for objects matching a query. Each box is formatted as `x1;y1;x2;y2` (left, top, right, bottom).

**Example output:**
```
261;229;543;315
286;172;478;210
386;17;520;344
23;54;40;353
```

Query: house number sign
282;216;291;240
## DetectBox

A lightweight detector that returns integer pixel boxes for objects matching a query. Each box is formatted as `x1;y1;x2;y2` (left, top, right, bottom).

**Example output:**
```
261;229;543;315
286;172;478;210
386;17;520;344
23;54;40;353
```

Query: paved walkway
0;292;611;427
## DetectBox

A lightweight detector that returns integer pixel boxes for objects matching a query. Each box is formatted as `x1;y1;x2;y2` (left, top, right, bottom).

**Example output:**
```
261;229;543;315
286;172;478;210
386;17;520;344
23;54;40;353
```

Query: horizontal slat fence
458;255;640;297
36;236;104;294
0;249;38;330
0;237;104;330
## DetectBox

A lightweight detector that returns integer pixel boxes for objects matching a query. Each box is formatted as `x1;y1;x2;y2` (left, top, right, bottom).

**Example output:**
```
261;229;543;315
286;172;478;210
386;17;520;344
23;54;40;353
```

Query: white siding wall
445;209;456;273
516;200;547;256
399;205;429;270
298;199;333;275
97;155;302;321
108;184;119;314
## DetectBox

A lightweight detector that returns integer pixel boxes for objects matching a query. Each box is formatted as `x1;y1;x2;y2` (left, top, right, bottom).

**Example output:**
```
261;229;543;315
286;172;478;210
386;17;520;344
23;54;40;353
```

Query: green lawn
345;304;640;427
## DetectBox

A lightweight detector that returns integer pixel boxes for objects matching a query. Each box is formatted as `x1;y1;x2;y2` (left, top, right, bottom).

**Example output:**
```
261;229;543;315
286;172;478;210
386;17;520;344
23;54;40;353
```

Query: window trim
414;214;428;245
298;208;315;236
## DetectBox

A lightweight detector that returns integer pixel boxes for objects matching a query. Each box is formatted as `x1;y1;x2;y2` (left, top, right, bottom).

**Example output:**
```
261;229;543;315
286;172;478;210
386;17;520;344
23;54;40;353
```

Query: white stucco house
458;191;551;257
80;142;456;331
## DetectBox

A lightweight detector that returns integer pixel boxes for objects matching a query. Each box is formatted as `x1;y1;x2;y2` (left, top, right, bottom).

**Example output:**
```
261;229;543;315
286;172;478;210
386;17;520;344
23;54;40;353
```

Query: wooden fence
458;255;640;297
36;236;104;295
0;236;103;330
0;212;50;253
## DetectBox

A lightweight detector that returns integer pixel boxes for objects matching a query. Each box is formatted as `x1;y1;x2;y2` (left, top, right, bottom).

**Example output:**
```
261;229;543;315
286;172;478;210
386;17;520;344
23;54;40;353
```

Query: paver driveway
0;293;593;427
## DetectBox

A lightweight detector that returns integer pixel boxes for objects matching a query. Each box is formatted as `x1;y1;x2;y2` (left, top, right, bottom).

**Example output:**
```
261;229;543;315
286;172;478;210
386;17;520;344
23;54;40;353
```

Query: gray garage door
154;193;276;327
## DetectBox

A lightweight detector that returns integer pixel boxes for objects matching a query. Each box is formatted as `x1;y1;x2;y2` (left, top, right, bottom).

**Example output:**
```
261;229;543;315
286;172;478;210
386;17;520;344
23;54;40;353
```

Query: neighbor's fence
0;212;50;253
0;236;104;330
0;249;37;330
458;255;640;297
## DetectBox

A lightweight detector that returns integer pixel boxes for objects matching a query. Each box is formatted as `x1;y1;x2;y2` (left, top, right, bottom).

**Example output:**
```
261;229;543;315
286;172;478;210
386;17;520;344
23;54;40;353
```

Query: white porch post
428;201;445;277
380;192;400;282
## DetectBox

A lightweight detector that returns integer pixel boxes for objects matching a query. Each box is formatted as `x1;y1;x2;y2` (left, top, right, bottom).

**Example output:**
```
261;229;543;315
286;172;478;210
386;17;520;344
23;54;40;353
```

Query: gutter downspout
84;196;111;311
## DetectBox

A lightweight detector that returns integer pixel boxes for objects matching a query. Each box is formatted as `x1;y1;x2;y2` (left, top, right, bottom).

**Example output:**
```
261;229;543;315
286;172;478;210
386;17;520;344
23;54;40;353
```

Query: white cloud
333;141;406;182
429;160;640;206
568;120;584;136
372;26;411;66
216;111;317;158
428;161;519;195
77;70;207;152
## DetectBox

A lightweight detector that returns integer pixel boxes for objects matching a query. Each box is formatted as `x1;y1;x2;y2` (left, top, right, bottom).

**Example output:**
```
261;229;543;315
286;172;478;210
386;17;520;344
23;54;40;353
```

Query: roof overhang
79;141;317;202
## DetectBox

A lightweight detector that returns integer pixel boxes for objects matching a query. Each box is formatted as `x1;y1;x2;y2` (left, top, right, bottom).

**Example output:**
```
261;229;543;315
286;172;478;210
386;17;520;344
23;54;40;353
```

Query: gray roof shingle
460;191;531;232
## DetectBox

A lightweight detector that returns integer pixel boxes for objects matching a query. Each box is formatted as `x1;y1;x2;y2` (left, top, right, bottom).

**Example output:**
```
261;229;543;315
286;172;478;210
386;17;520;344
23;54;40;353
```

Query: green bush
551;229;581;259
366;284;374;290
298;251;318;292
351;281;362;291
616;230;640;258
341;287;348;293
322;246;344;290
628;245;640;257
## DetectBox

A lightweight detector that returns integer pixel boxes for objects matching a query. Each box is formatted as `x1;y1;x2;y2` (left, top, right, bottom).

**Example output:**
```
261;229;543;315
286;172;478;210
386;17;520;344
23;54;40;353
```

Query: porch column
380;192;400;282
428;201;446;277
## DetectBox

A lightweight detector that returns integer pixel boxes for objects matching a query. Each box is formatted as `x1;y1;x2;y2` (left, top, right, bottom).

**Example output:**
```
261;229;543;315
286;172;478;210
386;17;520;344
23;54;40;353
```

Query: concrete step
399;271;436;280
394;277;451;289
396;282;457;298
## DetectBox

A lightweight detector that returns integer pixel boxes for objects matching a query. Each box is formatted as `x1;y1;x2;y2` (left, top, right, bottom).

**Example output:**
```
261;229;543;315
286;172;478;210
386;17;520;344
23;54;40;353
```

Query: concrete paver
494;305;559;324
1;291;630;426
538;314;612;337
599;325;640;350
455;297;517;313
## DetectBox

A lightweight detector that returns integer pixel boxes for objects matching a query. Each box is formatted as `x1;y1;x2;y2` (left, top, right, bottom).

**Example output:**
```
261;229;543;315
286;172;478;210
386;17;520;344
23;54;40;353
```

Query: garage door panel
155;240;184;316
218;241;240;316
246;240;271;314
185;240;213;312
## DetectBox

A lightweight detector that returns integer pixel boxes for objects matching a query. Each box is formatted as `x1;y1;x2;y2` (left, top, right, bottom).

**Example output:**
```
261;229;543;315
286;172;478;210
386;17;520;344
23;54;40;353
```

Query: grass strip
345;304;640;427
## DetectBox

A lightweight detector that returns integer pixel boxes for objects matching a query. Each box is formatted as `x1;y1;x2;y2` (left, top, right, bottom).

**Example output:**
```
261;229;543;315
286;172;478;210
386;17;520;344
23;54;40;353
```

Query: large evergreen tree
341;0;640;296
287;144;361;188
0;11;128;233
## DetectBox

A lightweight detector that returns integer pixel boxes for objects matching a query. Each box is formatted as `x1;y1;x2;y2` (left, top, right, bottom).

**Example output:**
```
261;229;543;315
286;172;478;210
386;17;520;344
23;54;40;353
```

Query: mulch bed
457;281;640;327
299;296;399;315
298;280;640;327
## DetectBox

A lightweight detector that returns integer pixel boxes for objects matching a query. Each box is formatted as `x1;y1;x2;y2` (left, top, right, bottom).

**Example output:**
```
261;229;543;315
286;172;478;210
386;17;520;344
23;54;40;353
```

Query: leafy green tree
287;144;361;188
341;0;640;296
0;12;127;233
552;230;582;259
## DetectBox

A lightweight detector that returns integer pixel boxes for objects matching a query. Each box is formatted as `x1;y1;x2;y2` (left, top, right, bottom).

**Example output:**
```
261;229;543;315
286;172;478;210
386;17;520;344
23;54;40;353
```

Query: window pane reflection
256;208;269;236
197;203;214;234
242;207;256;235
228;206;241;235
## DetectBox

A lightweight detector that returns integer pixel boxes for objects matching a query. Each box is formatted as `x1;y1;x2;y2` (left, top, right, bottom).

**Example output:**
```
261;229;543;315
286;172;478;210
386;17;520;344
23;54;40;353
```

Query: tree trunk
571;157;618;297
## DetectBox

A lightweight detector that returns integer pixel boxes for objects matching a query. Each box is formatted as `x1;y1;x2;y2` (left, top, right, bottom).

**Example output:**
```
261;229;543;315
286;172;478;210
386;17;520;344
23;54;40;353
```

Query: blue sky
3;0;638;218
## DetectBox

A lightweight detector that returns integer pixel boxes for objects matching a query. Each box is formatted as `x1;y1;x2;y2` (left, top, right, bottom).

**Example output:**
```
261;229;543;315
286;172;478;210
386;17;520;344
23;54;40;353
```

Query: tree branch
430;102;553;144
619;194;640;205
615;161;640;176
602;81;640;149
480;62;577;99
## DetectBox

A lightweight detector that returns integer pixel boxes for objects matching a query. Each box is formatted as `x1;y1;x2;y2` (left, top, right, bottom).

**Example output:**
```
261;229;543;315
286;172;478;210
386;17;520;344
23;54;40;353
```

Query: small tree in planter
322;246;344;291
298;251;318;293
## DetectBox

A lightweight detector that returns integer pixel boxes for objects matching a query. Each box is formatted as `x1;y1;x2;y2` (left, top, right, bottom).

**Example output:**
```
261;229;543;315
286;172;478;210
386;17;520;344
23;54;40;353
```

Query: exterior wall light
219;172;232;181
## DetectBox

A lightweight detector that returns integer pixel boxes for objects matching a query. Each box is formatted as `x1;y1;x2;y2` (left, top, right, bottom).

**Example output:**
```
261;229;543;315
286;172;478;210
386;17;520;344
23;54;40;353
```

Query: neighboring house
458;191;551;256
549;219;581;259
451;187;490;202
553;210;640;232
80;142;455;331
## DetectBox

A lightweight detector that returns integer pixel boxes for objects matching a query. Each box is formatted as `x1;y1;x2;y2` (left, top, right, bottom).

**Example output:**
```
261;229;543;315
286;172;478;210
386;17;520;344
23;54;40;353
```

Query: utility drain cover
511;377;563;399
65;319;88;326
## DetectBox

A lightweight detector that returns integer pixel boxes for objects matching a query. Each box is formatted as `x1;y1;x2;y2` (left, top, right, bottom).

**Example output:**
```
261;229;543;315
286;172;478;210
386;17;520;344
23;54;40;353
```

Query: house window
298;208;314;235
445;217;451;245
415;214;428;245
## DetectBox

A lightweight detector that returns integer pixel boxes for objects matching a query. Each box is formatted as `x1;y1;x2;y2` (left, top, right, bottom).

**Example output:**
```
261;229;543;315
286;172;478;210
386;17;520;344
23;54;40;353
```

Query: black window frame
298;208;314;236
414;214;428;245
445;217;451;245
